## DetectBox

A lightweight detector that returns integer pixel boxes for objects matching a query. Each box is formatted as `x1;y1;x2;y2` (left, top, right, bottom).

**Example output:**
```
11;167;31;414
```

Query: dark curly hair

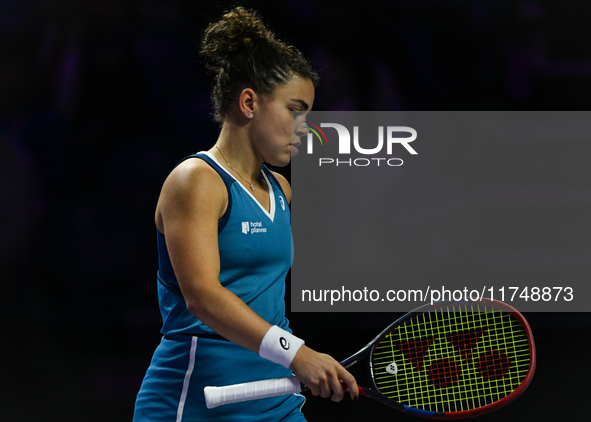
200;7;319;123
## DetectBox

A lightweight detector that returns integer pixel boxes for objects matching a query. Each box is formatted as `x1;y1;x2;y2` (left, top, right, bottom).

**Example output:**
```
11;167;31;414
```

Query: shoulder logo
279;196;285;211
279;337;290;350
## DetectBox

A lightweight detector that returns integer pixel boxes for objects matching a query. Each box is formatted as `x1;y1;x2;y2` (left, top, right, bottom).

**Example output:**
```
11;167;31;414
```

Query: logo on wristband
280;337;290;350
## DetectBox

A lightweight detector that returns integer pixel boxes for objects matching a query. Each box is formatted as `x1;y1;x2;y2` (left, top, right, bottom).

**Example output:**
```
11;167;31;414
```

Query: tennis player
133;7;358;421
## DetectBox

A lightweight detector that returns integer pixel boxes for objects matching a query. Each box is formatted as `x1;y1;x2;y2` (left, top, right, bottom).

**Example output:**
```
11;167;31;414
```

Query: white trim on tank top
202;151;276;222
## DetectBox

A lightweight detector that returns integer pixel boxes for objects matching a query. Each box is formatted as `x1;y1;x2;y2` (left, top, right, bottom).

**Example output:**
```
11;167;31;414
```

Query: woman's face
250;75;315;167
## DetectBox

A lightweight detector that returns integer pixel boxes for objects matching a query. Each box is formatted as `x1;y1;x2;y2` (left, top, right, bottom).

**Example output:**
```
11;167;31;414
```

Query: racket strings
371;304;532;414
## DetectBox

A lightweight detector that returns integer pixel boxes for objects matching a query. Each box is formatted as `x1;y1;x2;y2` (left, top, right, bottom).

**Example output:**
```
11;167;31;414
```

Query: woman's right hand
290;345;359;402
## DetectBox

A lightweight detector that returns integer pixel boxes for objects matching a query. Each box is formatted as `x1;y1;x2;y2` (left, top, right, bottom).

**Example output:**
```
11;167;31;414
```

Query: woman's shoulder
164;157;221;190
157;156;228;220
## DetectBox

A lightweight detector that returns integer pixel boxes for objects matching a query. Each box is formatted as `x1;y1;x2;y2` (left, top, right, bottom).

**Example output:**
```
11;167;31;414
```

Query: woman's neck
212;122;264;184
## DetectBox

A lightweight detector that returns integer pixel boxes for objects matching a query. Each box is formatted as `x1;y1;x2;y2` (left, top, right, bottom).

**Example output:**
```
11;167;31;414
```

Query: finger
329;365;347;402
329;375;345;402
319;378;332;398
339;369;359;401
330;386;345;402
308;384;321;397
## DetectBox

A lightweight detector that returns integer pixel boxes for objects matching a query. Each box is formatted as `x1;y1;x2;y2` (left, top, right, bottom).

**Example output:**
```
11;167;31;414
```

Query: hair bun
199;6;318;123
201;7;273;71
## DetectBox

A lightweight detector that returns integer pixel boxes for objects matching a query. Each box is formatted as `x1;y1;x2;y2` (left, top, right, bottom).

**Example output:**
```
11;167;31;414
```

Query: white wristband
259;325;305;368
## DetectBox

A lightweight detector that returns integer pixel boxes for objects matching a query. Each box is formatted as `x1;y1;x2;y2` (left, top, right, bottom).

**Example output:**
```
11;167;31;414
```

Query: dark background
1;0;590;420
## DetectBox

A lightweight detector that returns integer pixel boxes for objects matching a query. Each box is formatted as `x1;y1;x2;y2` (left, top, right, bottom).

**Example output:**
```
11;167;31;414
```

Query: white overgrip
204;377;302;408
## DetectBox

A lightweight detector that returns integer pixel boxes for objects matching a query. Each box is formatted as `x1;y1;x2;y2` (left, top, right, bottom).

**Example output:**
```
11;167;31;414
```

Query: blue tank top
156;151;293;337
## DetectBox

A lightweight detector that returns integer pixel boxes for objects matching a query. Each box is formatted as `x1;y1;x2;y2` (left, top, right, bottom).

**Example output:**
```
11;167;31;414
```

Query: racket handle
204;377;302;409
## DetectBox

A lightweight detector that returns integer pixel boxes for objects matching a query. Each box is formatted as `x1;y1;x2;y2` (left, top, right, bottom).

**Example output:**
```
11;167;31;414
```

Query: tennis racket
204;299;535;419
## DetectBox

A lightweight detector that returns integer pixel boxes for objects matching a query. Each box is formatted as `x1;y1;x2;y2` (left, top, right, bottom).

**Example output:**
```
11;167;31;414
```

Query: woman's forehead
275;76;315;103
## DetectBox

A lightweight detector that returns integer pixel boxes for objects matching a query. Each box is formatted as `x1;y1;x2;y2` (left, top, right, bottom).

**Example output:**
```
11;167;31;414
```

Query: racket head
364;299;535;419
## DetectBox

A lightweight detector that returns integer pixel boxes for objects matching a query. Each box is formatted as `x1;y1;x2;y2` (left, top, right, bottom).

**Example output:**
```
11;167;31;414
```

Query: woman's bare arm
157;160;358;401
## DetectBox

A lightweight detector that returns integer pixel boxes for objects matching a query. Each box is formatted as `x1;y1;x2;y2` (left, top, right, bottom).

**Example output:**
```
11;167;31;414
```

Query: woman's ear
239;88;256;119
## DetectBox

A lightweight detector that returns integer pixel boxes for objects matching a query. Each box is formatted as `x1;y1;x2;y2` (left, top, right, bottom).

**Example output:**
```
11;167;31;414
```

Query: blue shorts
133;335;307;421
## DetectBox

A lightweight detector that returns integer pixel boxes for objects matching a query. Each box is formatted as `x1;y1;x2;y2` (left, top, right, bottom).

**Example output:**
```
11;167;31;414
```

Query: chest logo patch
241;221;267;234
